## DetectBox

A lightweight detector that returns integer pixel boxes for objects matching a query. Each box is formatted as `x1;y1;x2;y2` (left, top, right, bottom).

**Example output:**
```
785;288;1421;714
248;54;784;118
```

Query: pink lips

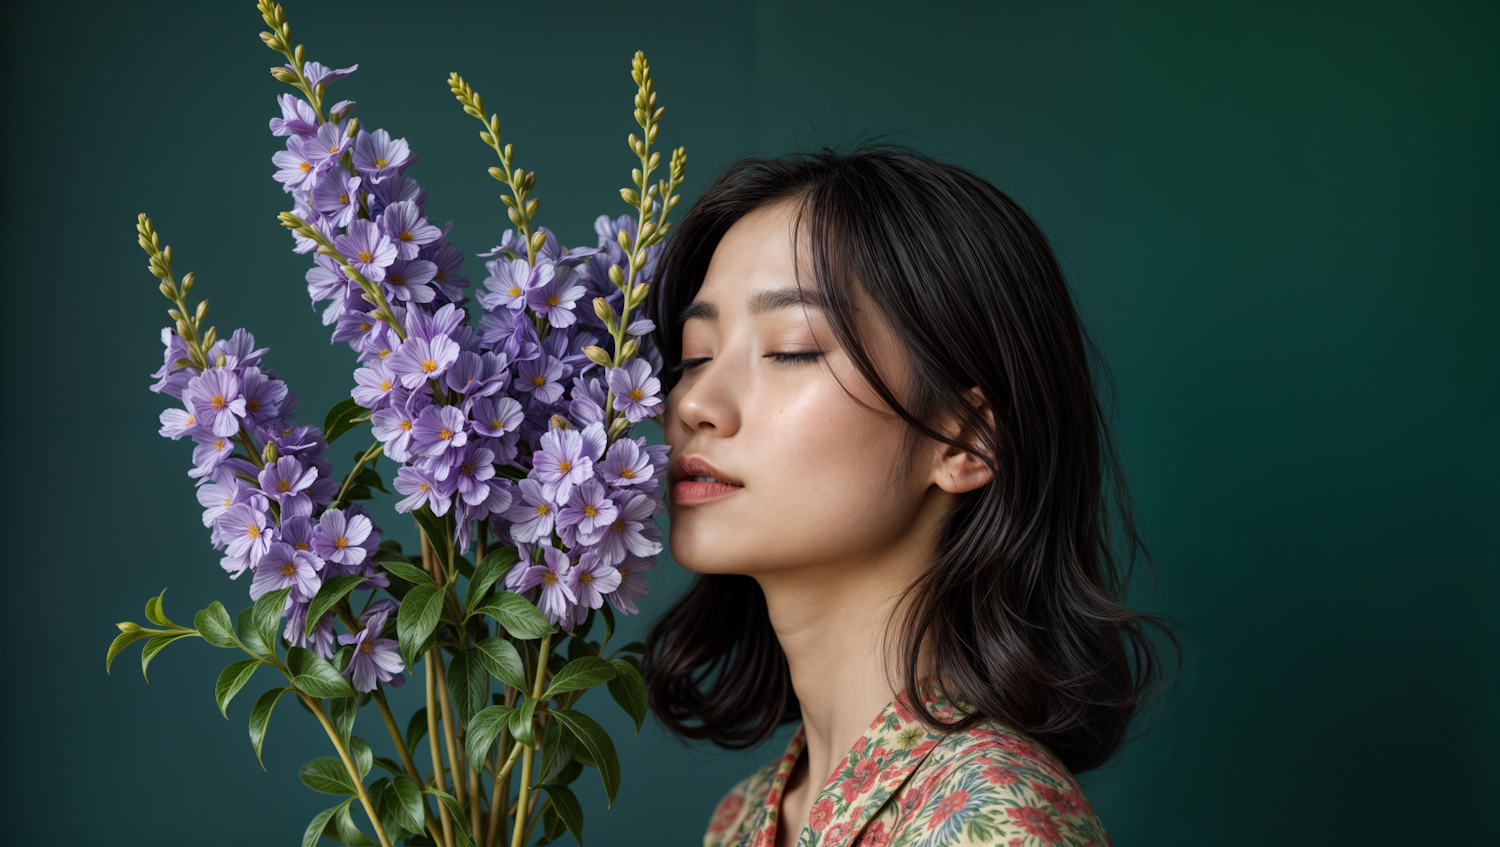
671;453;744;505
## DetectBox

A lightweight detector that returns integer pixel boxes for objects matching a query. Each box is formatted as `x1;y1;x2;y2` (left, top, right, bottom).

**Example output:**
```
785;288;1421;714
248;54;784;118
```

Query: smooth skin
662;198;994;847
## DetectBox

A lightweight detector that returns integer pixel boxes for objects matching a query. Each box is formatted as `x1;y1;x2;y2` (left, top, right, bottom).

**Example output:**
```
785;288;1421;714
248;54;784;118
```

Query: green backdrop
2;1;1494;845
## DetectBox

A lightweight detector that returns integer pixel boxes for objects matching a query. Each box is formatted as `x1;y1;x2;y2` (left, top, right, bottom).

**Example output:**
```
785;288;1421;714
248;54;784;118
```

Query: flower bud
203;326;218;349
523;171;536;190
215;353;227;368
293;44;305;64
620;187;640;206
168;308;183;322
582;345;613;367
163;246;173;265
159;282;175;300
345;117;360;138
507;207;522;226
489;166;506;182
116;621;142;634
529;231;546;253
175;318;190;338
181;271;194;293
271;67;298;83
195;300;209;321
608;265;625;286
609;416;630;438
262;441;280;464
525;197;539;216
631;282;650;305
616;228;632;250
547;415;572;431
620;338;639;361
593;297;617;323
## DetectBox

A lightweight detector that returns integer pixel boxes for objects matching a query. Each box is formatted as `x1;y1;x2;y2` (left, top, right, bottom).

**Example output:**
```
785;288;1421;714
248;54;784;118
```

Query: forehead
685;199;819;323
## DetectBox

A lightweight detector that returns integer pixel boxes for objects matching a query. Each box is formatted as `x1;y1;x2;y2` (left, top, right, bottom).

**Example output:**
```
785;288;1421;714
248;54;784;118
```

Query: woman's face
663;199;948;579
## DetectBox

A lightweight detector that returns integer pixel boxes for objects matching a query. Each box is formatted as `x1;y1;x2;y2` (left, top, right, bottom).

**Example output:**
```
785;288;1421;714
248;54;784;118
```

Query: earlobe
932;386;996;494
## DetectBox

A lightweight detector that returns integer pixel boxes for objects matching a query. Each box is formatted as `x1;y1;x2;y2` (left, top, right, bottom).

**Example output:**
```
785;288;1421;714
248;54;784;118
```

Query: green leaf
302;799;354;847
144;587;176;627
446;649;489;729
252;588;293;658
141;631;198;681
606;659;649;734
544;656;615;698
405;707;428;755
423;789;474;847
249;687;292;768
615;641;646;655
105;627;151;673
195;601;240;649
465;546;519;613
389;774;426;835
307;575;369;637
549;709;620;806
540;804;565;844
475;591;555;640
238;607;269;657
464;705;514;767
541;784;584;846
537;716;577;785
300;757;358;795
334;802;378;846
599;602;616;650
323;397;367;445
353;465;388;494
396;584;445;670
373;756;405;777
349;735;373;779
473;637;528;691
509;698;539;748
412;508;452;574
215;659;262;718
331;696;358;749
376;557;436;587
367;778;406;843
287;646;358;699
552;759;584;788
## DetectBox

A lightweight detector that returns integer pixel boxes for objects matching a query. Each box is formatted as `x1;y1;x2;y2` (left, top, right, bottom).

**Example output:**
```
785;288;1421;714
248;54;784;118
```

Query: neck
753;508;942;799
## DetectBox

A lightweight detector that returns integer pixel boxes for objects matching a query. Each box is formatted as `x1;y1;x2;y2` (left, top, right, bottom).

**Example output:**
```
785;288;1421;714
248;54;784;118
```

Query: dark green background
2;1;1494;845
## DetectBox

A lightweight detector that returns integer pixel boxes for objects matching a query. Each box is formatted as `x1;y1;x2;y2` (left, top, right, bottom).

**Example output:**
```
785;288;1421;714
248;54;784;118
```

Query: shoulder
704;757;779;847
880;723;1111;847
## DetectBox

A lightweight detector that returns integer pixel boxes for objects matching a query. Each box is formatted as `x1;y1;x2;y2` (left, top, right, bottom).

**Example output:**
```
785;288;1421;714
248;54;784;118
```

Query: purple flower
513;355;566;404
188;428;236;480
250;541;322;602
339;620;405;693
524;264;586;328
269;93;319;137
158;407;196;440
386;333;460;389
241;367;288;428
371;392;430;462
501;479;556;543
383;258;438;304
591;491;663;566
283;601;336;658
598;438;653;488
257;456;319;518
393;465;456;516
278;515;319;556
449;442;497;505
470;396;524;438
479;258;536;312
311;169;362;228
185;368;247;438
351;360;398;409
510;547;577;627
334;219;398;282
557;479;618;542
298;61;359;87
564;550;621;617
531;427;593;503
197;473;264;528
272;135;323;192
409;404;469;463
312;508;374;566
444;351;507;397
379;200;441;260
309;121;354;166
369;174;427;218
218;503;275;577
425;241;469;301
608;554;655;615
606;358;664;423
352;128;413;184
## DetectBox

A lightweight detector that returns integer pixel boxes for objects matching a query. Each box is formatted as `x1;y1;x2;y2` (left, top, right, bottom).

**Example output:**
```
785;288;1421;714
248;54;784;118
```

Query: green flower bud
620;187;640;206
345;117;360;138
529;231;546;253
507;207;522;226
620;338;639;361
271;67;297;83
548;415;573;431
616;229;632;250
167;308;183;321
609;416;630;438
195;300;209;321
582;345;613;367
631;282;650;305
215;353;227;368
175;318;190;338
593;297;617;323
159;282;175;300
489;166;506;182
181;271;194;293
203;326;217;349
608;264;625;286
525;197;539;216
117;621;142;634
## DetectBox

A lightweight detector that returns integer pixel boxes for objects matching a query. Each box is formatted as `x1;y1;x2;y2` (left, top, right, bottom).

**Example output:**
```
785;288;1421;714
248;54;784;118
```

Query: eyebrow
677;286;822;325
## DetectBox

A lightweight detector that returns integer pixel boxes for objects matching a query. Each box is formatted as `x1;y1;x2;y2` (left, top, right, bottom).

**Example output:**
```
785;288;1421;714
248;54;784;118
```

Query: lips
672;454;743;487
670;453;744;505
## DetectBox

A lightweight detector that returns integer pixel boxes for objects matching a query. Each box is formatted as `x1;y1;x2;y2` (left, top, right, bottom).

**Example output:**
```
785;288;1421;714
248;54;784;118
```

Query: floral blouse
703;679;1110;847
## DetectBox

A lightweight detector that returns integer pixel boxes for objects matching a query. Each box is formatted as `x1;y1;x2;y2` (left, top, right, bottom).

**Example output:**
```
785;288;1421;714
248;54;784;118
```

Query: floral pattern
703;678;1110;847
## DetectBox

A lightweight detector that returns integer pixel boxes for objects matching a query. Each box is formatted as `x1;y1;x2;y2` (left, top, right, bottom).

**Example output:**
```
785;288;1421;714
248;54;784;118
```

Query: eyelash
669;351;823;374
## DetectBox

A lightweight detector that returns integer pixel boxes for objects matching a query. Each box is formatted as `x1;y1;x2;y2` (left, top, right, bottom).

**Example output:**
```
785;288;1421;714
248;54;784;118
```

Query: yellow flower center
491;419;505;429
295;542;311;551
247;399;261;411
360;641;374;654
542;571;557;584
418;482;430;492
535;504;550;516
390;275;405;286
281;562;296;576
211;394;227;409
185;415;196;426
338;193;349;204
612;519;625;532
223;496;233;507
358;249;373;263
421;359;439;373
380;380;392;391
583;505;597;518
277;479;292;493
378;348;392;360
531;376;546;386
375;157;389;168
620;468;634;479
438;427;453;440
299;161;312;173
399;419;413;431
399;231;413;242
508;286;522;297
546;295;559;306
359;322;372;332
580;572;594;585
461;463;475;475
334;537;348;549
247;525;261;539
557;460;572;474
435;270;447;281
215;439;227;450
629;389;643;401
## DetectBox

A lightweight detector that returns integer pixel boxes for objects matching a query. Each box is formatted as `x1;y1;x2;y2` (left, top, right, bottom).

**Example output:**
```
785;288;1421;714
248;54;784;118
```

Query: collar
749;676;964;847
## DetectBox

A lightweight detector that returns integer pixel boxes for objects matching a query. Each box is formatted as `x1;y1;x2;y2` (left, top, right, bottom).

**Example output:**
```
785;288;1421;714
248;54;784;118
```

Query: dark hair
641;145;1179;773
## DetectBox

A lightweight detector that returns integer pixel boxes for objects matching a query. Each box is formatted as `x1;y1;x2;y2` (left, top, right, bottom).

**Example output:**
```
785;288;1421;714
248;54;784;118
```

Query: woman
642;147;1177;847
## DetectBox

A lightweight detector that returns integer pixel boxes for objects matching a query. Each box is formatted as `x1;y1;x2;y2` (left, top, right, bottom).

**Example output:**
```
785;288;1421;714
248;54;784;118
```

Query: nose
668;357;741;439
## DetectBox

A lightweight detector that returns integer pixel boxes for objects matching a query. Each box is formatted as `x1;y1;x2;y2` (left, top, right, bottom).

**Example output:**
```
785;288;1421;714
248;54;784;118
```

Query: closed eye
769;351;822;365
669;357;710;376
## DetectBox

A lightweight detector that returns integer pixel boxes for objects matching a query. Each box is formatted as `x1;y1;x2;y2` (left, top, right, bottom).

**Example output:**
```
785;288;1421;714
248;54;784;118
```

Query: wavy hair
641;146;1179;772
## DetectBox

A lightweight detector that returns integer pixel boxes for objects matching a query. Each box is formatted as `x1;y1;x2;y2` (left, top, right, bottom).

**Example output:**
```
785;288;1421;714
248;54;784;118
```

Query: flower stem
421;524;457;847
373;690;448;847
509;632;552;847
300;692;394;847
433;650;468;809
331;441;384;509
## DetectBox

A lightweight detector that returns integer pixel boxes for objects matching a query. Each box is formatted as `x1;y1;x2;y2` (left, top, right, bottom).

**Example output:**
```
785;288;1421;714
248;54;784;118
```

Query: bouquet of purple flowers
107;3;686;846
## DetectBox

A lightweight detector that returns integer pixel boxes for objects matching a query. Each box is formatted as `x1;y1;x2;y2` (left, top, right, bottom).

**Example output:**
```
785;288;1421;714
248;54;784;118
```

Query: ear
931;387;996;495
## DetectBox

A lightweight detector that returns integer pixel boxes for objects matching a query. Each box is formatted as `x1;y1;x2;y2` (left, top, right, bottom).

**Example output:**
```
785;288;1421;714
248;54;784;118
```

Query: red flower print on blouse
1005;806;1061;841
808;797;836;832
1031;779;1090;816
893;693;918;723
708;793;744;832
982;764;1019;785
856;821;890;847
928;790;970;828
841;758;880;801
1006;840;1023;847
825;822;852;845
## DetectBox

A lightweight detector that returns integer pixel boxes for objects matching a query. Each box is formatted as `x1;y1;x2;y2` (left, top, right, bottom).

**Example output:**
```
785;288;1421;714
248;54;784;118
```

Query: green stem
332;441;384;509
300;692;395;847
509;633;552;847
374;691;449;847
